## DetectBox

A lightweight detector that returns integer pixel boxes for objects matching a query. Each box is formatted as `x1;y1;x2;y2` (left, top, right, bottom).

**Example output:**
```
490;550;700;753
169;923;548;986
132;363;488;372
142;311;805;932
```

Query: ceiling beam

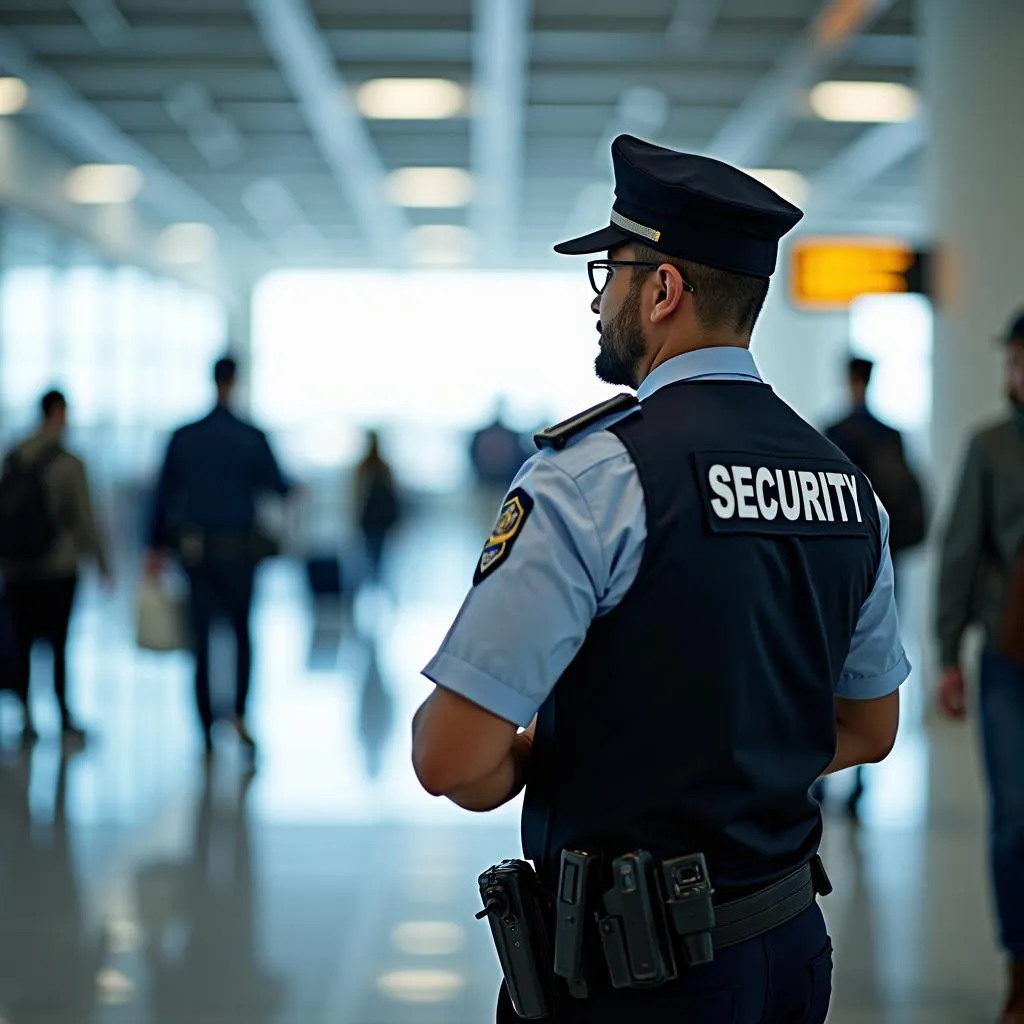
667;0;723;52
0;28;263;284
471;0;532;266
803;116;926;221
69;0;130;47
10;24;919;69
707;0;898;167
247;0;409;266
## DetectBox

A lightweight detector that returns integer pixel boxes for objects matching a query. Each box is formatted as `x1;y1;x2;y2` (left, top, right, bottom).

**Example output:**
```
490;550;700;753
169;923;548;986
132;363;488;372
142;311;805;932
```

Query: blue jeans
980;648;1024;957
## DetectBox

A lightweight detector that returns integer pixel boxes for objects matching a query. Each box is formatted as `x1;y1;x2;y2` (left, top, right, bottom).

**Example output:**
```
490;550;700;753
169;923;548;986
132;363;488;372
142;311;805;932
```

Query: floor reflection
0;508;1011;1022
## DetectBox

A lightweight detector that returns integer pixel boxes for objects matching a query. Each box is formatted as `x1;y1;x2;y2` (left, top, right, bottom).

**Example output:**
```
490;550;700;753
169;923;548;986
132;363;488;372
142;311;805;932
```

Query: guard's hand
937;665;967;720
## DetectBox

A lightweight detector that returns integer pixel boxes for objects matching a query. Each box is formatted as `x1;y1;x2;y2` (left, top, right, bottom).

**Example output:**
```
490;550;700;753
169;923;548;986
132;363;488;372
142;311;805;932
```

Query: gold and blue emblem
473;488;535;585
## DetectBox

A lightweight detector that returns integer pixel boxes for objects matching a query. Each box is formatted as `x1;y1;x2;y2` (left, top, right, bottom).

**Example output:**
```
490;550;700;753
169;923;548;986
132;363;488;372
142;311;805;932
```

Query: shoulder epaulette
533;393;640;451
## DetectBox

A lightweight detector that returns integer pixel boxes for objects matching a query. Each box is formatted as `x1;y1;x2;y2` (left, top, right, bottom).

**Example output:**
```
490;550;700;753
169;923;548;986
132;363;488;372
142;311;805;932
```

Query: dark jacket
824;406;902;475
149;406;289;549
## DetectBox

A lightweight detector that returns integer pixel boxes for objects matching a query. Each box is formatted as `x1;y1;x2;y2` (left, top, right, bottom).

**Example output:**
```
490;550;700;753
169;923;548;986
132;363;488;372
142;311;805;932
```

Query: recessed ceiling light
356;78;466;120
745;169;810;207
387;167;475;208
407;225;475;267
0;77;29;116
809;81;918;123
158;222;217;264
65;164;143;204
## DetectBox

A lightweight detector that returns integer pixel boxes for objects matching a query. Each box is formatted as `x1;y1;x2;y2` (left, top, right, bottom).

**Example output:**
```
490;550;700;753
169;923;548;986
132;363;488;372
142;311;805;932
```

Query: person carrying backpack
0;390;111;745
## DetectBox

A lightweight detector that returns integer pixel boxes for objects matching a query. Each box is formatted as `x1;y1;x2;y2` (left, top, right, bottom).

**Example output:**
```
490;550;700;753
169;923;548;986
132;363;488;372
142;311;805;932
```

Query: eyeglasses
587;259;696;297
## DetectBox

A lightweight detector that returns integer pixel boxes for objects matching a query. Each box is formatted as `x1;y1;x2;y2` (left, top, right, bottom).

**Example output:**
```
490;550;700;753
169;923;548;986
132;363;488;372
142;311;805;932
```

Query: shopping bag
136;577;189;652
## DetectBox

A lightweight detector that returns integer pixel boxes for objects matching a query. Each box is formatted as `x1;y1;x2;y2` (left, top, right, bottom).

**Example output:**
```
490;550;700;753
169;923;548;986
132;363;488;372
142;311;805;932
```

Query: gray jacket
936;416;1024;665
2;430;110;581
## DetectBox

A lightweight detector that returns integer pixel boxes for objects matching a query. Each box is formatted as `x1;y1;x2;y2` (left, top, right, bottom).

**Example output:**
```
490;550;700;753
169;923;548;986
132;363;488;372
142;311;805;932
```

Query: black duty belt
555;850;833;997
475;852;834;1019
710;856;831;949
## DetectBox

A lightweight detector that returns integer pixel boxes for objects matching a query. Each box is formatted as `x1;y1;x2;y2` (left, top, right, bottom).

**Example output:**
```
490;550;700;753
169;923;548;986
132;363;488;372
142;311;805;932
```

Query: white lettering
825;472;849;521
818;472;835;521
708;464;735;519
732;466;758;519
843;474;863;523
777;469;801;521
755;467;778;520
799;471;827;521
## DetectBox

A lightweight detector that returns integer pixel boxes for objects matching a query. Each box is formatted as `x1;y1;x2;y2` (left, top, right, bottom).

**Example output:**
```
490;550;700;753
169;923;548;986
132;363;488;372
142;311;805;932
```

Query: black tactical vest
521;380;881;893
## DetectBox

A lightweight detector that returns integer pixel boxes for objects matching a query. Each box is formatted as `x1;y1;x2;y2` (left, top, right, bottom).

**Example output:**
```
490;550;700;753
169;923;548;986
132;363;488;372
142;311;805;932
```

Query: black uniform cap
554;135;804;278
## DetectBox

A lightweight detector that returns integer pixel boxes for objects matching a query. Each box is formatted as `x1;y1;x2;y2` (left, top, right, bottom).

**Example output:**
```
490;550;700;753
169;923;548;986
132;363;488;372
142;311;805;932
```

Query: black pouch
477;859;558;1019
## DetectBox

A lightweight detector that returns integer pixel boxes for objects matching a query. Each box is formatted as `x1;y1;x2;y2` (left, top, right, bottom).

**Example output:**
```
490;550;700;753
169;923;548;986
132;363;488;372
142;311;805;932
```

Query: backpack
0;445;62;560
860;434;928;554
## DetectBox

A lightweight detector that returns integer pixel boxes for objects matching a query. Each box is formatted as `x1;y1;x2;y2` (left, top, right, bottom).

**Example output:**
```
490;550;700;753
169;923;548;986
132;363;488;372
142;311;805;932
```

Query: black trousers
185;559;255;737
497;904;832;1024
6;575;78;723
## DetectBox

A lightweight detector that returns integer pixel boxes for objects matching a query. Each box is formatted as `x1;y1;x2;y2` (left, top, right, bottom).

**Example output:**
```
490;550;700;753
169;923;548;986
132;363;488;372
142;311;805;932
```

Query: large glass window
0;266;56;432
252;270;619;490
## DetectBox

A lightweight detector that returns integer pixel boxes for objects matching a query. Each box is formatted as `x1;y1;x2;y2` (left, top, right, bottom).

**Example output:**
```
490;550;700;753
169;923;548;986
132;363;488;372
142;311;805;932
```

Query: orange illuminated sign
789;238;930;310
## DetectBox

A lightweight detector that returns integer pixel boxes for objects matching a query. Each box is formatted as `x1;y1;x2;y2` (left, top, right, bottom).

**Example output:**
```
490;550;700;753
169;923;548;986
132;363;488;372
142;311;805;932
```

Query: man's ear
650;266;685;323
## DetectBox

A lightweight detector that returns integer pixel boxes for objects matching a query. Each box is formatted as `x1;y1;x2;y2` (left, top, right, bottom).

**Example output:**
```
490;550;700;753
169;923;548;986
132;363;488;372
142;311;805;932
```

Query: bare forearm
822;724;887;775
446;736;532;812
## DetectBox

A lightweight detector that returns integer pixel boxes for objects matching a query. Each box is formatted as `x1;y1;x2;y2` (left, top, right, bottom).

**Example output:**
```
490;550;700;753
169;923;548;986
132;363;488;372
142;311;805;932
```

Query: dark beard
594;282;645;387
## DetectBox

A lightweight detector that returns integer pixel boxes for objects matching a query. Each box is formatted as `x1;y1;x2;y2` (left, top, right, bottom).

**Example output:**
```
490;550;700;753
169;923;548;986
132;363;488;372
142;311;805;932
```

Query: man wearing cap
936;310;1024;1024
412;135;908;1022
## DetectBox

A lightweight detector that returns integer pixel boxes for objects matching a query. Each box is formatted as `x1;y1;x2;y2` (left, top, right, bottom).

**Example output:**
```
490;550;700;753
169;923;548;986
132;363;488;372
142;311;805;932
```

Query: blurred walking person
936;311;1024;1024
821;356;926;818
0;390;110;744
146;358;292;760
353;430;401;585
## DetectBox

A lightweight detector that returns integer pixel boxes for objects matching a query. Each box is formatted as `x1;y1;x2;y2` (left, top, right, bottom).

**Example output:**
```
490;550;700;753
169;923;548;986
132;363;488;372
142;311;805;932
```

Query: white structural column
471;0;531;267
922;0;1024;500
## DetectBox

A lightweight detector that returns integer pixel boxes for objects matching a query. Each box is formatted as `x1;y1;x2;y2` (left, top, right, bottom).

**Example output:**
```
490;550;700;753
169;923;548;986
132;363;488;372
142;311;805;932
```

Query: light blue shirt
424;347;911;728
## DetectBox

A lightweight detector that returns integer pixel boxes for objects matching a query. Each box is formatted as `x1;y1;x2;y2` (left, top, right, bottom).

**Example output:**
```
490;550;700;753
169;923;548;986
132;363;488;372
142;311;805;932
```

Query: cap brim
553;224;632;256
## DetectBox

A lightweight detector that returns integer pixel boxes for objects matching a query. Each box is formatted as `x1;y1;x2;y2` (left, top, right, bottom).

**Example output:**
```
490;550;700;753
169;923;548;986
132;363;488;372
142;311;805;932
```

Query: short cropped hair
41;390;67;419
847;357;874;386
631;244;771;335
213;357;238;387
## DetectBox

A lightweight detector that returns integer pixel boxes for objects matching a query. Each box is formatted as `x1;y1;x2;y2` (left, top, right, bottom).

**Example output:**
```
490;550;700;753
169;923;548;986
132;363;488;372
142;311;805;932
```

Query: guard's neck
642;333;749;381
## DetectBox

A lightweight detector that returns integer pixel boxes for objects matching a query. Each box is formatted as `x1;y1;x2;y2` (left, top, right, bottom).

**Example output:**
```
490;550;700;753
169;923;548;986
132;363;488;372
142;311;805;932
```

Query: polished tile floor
0;515;1010;1023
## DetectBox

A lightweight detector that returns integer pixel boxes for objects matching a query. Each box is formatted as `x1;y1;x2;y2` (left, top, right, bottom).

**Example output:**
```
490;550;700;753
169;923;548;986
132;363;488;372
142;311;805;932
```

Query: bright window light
356;78;466;120
849;292;933;433
744;169;809;207
0;76;29;115
387;167;474;208
809;81;918;123
65;164;143;204
251;270;621;488
406;225;475;267
157;222;217;264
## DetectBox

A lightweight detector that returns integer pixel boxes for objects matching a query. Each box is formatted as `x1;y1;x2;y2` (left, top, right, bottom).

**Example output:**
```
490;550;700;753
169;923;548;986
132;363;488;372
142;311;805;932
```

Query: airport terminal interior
0;0;1021;1020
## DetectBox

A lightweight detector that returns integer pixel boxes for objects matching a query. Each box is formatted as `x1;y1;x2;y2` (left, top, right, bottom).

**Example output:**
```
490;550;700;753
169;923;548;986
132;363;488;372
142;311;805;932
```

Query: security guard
412;135;909;1023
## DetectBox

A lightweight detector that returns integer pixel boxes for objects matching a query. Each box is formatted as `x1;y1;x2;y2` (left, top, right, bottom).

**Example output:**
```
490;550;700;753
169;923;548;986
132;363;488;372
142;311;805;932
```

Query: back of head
213;356;238;389
847;357;874;386
40;389;67;426
630;244;770;337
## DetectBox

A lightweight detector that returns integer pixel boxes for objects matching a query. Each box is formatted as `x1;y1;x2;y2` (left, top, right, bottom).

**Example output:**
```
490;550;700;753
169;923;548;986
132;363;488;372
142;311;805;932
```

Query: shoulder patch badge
473;488;535;586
